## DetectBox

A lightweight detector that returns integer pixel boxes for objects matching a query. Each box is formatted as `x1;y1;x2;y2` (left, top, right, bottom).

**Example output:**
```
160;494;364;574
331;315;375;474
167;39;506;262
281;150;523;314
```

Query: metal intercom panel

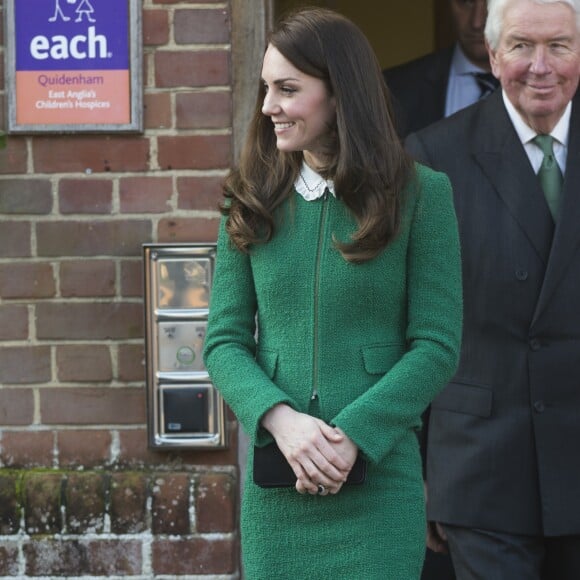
143;243;227;449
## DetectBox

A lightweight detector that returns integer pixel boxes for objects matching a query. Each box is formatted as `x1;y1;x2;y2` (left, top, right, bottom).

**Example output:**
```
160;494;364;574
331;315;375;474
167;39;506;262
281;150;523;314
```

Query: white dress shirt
445;44;491;117
502;91;570;175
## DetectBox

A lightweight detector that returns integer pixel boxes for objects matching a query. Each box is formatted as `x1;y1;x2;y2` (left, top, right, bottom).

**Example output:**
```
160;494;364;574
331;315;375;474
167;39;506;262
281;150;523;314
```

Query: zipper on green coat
311;190;330;403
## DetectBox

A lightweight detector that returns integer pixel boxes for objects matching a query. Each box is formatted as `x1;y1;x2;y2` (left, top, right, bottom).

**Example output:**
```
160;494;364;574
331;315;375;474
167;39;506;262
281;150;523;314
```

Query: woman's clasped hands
261;403;359;496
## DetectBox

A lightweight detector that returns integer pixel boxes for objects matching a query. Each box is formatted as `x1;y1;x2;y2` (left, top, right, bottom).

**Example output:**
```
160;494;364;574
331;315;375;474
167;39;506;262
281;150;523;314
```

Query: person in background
406;0;580;578
384;0;496;138
203;7;462;579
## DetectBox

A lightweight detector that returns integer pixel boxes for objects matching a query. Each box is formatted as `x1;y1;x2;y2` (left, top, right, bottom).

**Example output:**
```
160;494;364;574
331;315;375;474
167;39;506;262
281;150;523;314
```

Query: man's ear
486;40;500;81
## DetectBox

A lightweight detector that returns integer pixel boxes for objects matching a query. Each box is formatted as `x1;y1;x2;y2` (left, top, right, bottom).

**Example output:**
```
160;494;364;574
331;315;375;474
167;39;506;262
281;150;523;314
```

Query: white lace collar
294;161;336;201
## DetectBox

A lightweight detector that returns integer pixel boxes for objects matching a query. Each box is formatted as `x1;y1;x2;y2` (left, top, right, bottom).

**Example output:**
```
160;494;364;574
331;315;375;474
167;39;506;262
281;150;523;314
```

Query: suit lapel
472;93;554;266
532;97;580;322
424;48;453;120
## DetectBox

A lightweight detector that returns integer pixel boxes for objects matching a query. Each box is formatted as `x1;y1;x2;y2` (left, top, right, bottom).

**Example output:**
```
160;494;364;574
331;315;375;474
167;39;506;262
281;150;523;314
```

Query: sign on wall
5;0;142;133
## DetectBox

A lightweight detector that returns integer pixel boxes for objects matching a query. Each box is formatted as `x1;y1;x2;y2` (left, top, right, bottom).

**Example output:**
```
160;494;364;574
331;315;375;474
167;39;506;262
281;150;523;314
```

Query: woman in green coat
203;8;462;579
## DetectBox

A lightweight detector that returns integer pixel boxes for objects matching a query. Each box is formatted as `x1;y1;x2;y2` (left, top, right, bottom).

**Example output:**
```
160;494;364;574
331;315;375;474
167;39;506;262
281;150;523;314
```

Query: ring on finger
317;484;327;495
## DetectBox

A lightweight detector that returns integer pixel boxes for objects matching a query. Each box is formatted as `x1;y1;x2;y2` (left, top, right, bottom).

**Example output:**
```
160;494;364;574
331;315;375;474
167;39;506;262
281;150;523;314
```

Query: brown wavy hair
222;7;414;263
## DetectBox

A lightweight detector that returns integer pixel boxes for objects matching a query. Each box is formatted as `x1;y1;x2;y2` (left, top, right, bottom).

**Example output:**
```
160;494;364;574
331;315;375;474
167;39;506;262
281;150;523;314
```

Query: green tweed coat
203;164;462;579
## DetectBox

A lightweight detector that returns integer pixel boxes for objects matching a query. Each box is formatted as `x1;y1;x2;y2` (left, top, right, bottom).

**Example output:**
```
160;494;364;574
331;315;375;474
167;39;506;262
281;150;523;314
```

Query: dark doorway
271;0;456;68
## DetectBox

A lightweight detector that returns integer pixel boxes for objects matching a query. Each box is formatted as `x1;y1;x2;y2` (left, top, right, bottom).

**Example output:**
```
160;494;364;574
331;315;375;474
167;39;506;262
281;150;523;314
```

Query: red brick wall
0;0;239;577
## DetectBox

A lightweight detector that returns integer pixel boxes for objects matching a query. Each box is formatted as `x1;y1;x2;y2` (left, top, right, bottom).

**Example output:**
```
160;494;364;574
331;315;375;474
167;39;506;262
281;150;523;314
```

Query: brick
58;179;113;214
25;540;80;576
0;221;31;257
117;343;145;382
110;472;148;534
0;473;22;534
152;537;236;575
158;135;231;170
174;8;230;44
117;429;169;468
40;387;147;425
0;347;51;384
65;472;106;534
36;303;143;340
56;344;113;382
144;91;172;129
0;389;34;425
60;259;116;297
119;176;173;213
196;473;236;533
0;430;54;467
24;540;80;576
0;179;52;214
143;8;169;45
155;50;230;88
24;472;63;535
0;542;19;577
158;217;220;243
177;175;224;210
24;539;143;576
37;219;152;257
0;262;55;299
117;428;238;469
0;305;28;340
151;473;191;535
0;137;27;174
120;259;143;298
57;430;112;468
176;91;231;129
32;136;150;173
85;540;142;575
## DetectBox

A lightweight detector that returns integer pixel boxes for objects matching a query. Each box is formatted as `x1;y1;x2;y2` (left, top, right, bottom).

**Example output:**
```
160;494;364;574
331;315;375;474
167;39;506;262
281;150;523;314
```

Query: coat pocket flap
362;344;404;374
431;381;492;418
256;348;278;379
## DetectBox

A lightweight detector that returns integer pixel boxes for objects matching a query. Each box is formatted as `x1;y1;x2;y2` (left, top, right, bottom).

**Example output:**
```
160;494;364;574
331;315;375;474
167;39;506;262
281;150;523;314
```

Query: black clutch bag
253;441;367;488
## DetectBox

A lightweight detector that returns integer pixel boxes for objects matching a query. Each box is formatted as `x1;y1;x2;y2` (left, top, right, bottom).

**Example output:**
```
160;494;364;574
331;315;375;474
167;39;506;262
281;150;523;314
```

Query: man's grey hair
485;0;580;50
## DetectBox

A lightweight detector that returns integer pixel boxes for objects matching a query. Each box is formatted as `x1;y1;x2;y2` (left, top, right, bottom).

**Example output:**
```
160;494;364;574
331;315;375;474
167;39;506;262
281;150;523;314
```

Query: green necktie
533;134;563;220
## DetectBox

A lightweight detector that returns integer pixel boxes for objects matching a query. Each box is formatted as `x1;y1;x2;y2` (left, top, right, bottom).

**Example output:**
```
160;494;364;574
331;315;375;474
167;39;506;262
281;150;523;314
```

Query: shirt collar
294;161;336;201
451;43;489;76
502;90;571;147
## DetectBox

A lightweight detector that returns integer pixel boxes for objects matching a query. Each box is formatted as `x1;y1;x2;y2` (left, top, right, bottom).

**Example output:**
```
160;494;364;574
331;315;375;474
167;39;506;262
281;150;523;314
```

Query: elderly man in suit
384;0;495;138
406;0;580;578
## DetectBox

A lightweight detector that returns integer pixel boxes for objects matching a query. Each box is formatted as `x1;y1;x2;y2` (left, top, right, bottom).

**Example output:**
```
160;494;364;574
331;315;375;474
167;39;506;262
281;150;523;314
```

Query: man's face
489;0;580;133
451;0;490;69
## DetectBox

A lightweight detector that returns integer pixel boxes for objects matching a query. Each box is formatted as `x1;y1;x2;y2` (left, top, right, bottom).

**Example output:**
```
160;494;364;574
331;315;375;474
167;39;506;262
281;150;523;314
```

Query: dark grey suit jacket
383;46;453;138
406;91;580;536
